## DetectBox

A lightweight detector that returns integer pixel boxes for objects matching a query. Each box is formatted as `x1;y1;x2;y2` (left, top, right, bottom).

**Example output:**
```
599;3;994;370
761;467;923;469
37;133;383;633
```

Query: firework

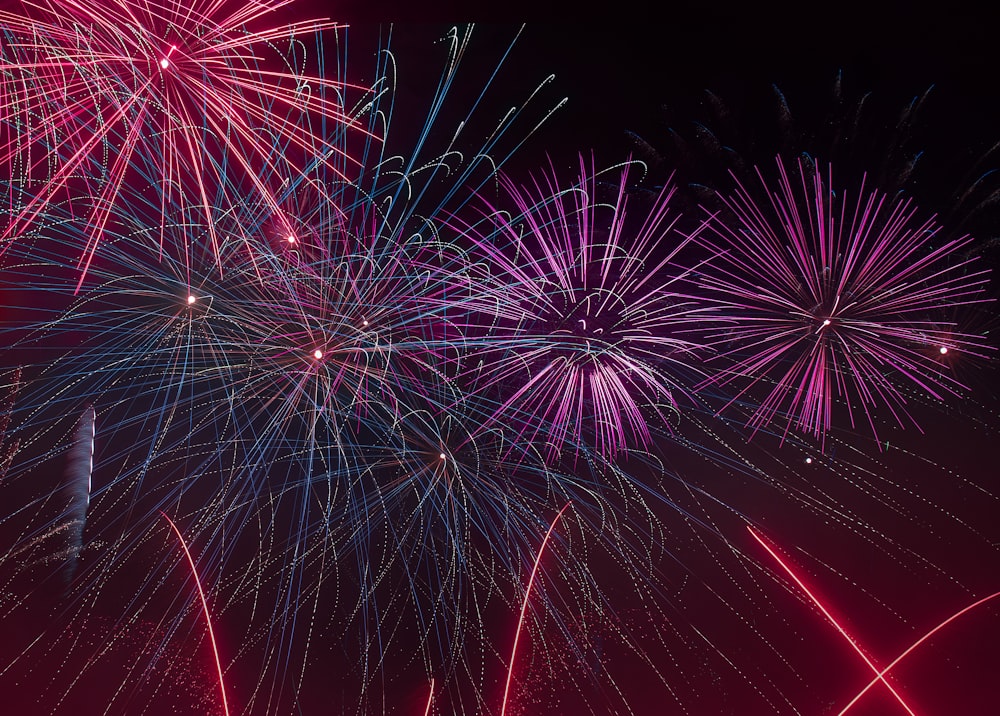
0;24;580;714
0;19;997;716
452;154;715;462
693;157;992;443
0;0;367;283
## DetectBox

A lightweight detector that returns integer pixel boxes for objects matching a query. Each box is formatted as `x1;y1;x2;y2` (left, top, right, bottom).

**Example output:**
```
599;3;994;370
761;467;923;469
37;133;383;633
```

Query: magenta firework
0;0;364;285
455;156;715;461
693;157;993;443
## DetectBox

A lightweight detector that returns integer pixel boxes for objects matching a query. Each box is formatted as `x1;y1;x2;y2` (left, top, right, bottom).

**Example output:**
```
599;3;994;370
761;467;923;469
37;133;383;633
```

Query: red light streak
838;589;1000;714
423;678;434;716
161;511;230;716
500;501;572;716
747;525;917;715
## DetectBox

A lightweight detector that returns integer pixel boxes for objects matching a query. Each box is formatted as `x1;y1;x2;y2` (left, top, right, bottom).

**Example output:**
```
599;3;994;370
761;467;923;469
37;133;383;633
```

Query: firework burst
0;24;579;714
0;17;998;716
0;0;367;283
451;155;717;462
693;157;993;443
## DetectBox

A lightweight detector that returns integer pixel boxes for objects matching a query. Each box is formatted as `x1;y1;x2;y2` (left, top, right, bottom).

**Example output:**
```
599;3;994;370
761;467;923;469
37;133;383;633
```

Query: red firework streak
747;525;917;715
161;511;230;716
835;589;1000;715
750;525;1000;715
500;501;572;716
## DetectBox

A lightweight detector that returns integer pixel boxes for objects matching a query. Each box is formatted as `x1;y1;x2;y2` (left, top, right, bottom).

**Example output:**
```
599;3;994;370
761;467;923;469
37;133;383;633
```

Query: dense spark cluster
0;10;997;716
0;0;361;283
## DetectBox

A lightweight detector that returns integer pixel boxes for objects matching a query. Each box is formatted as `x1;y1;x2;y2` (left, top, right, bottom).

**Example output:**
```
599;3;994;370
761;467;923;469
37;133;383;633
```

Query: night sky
1;3;999;716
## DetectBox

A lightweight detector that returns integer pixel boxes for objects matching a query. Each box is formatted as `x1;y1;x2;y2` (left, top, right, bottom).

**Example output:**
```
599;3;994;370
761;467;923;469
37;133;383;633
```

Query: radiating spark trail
0;0;369;283
161;511;230;716
695;158;993;443
839;589;1000;715
423;678;434;716
454;155;713;461
501;501;572;716
747;525;918;716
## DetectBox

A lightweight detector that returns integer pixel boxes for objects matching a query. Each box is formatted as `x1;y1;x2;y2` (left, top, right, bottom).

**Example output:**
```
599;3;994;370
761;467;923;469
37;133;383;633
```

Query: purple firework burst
454;155;714;462
694;157;993;443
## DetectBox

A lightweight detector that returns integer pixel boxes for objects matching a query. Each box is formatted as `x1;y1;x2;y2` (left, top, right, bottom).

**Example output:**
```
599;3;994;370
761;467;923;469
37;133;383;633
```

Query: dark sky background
2;3;999;716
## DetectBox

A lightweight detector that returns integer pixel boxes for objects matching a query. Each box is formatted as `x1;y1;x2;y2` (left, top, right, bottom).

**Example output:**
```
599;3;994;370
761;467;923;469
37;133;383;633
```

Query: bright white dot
939;346;949;355
286;235;297;244
187;294;196;305
805;457;813;464
313;349;323;360
822;319;831;327
159;58;169;69
439;453;447;460
362;319;369;326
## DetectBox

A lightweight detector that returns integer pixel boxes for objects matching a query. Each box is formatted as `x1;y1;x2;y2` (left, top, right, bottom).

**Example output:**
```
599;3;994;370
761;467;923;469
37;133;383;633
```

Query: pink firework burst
695;157;993;443
0;0;367;284
455;155;714;462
